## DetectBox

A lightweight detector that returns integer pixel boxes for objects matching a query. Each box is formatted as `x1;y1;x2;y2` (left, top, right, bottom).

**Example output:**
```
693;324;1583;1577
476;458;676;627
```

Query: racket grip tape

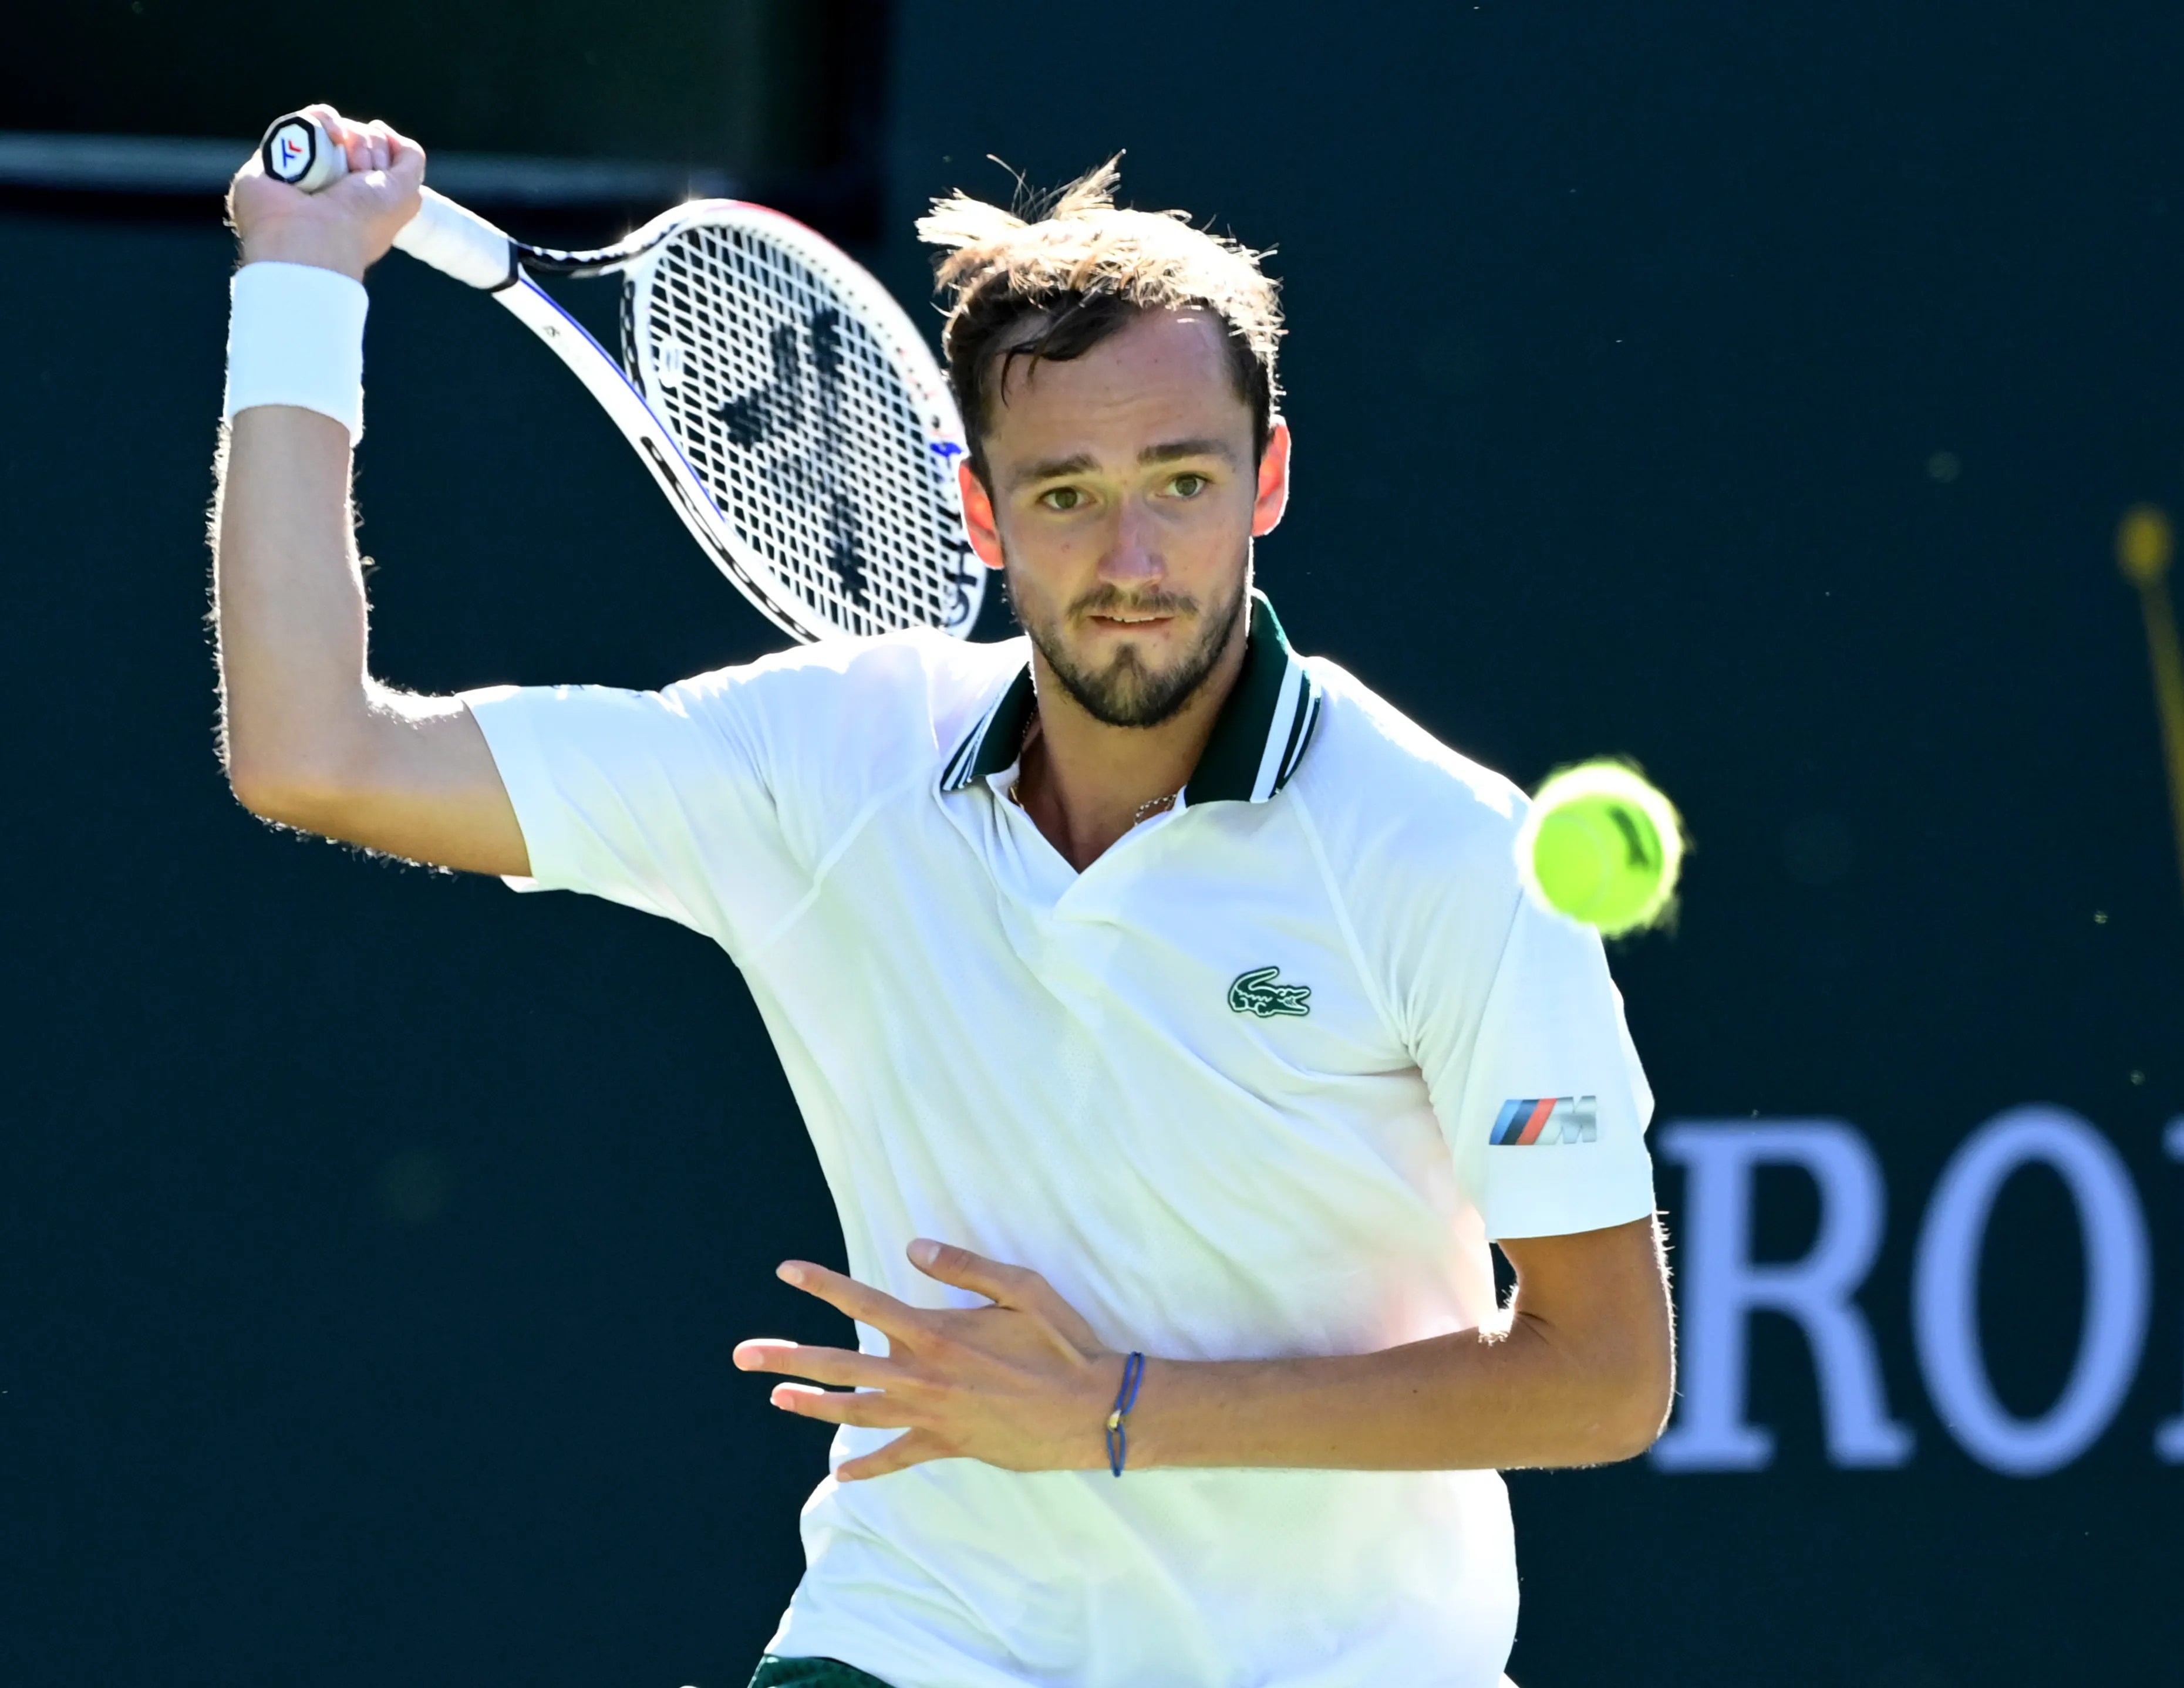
257;112;518;291
393;190;519;291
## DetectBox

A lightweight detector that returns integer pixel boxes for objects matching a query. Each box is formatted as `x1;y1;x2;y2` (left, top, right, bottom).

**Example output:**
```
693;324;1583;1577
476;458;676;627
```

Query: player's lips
1080;605;1190;630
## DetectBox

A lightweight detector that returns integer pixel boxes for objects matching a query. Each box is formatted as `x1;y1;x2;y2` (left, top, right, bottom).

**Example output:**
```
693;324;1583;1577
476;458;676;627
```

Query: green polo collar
939;591;1324;805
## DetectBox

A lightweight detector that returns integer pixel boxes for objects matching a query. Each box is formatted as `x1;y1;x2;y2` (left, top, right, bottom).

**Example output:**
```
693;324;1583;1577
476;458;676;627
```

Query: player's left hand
733;1240;1127;1481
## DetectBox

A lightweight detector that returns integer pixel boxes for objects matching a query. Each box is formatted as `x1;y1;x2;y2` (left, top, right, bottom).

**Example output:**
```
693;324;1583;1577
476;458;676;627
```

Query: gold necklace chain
1004;714;1178;828
1006;780;1178;827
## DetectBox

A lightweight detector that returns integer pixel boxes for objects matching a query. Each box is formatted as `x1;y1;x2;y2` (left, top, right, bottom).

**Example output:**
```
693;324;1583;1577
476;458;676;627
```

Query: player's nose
1095;500;1165;587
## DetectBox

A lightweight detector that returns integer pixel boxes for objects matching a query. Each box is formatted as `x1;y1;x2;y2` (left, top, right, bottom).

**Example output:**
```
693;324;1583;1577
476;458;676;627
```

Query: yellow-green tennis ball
1515;762;1685;936
2118;504;2172;587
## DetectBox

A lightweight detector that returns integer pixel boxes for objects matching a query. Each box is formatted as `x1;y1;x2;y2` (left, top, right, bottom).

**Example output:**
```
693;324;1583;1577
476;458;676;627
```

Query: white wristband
223;261;369;444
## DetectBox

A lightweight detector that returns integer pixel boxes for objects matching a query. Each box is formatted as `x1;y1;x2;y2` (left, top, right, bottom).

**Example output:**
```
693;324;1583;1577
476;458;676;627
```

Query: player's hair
918;158;1283;480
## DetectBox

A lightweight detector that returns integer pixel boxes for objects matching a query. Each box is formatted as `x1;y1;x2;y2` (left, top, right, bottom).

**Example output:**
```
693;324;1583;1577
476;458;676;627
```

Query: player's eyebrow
1009;452;1098;488
1138;437;1238;465
1008;438;1239;491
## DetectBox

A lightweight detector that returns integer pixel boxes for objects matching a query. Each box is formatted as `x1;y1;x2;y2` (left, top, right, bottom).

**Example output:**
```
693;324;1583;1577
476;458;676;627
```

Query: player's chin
1073;657;1202;728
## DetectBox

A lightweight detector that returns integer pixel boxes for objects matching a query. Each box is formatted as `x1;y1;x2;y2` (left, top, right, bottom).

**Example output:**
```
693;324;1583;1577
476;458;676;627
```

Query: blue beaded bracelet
1105;1351;1147;1477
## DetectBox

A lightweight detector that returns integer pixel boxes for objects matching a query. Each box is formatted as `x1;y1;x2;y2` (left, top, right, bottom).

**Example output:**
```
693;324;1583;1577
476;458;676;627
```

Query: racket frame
470;198;982;645
490;263;832;643
261;114;982;643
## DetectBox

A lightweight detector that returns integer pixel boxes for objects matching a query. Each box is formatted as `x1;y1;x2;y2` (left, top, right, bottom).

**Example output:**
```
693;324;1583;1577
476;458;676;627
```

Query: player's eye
1167;472;1209;498
1039;487;1087;511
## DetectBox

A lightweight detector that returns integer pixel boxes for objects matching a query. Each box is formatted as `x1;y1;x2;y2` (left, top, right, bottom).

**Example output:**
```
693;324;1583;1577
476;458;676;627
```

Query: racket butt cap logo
260;114;342;191
265;120;314;181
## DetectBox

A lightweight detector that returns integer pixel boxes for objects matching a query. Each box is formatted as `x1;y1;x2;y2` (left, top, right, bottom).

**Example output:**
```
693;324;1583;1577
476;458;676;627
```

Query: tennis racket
259;111;984;644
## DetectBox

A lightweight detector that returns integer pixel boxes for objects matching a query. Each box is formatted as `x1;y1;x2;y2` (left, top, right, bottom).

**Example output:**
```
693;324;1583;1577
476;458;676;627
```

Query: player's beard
1009;558;1251;729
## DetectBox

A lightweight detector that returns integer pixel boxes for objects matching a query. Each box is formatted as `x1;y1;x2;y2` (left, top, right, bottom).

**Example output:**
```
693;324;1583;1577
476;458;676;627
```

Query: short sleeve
461;673;810;957
1414;893;1656;1242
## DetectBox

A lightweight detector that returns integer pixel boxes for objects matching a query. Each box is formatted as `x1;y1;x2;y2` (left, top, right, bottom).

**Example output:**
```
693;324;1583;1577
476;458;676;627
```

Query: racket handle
392;190;518;291
257;111;518;291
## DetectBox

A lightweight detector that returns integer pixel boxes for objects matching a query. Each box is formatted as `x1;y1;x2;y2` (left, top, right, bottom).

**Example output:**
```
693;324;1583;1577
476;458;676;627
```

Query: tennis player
215;116;1673;1688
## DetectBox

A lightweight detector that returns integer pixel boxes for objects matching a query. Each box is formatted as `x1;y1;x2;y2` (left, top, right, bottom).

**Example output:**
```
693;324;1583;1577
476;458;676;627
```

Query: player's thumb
907;1237;1019;1303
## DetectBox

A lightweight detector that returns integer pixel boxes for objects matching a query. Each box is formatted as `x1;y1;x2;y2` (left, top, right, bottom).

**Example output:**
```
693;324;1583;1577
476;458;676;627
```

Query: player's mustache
1067;587;1197;622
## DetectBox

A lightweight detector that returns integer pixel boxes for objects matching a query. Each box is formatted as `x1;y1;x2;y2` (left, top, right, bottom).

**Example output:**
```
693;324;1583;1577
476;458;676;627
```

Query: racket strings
629;222;974;639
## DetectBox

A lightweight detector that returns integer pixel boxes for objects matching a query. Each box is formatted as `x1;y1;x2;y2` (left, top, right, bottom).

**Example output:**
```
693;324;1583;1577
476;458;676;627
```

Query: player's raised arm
213;107;528;877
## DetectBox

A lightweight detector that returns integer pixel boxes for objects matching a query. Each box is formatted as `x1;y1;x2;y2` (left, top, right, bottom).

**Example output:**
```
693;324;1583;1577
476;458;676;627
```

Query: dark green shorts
747;1657;892;1688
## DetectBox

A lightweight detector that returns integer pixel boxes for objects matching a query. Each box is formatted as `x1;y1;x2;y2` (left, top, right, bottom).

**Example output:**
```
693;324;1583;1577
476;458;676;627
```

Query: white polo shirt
461;593;1655;1688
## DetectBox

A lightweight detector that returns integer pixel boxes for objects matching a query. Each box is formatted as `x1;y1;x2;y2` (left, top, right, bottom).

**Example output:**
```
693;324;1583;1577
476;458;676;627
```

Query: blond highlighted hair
917;158;1283;476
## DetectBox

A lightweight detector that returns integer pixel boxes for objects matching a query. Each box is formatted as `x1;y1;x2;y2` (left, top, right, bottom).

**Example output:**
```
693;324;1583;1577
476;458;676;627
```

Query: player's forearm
1127;1315;1668;1473
1127;1217;1675;1473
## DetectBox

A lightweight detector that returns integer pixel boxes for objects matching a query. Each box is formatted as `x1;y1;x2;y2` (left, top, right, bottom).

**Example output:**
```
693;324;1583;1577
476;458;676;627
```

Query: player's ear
958;458;1006;570
1251;417;1291;538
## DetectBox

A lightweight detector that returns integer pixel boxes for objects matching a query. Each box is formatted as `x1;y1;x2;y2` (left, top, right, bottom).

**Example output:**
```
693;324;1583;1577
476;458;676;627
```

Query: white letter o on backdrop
1912;1106;2150;1476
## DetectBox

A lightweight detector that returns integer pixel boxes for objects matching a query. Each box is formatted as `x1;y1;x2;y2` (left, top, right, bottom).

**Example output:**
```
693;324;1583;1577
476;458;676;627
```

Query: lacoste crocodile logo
1228;965;1312;1018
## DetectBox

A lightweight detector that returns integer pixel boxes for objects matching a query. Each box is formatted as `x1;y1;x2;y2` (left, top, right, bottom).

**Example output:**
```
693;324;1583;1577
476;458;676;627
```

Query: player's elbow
228;762;332;831
1589;1338;1675;1464
225;743;368;834
1592;1392;1670;1465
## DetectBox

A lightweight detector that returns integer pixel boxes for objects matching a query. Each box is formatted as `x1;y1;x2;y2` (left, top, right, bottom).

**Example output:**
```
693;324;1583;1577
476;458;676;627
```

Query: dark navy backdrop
3;4;2180;1684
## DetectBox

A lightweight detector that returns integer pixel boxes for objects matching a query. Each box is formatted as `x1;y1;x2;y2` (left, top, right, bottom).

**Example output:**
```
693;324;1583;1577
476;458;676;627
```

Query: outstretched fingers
777;1259;929;1336
909;1238;1107;1355
732;1338;891;1390
767;1382;913;1430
